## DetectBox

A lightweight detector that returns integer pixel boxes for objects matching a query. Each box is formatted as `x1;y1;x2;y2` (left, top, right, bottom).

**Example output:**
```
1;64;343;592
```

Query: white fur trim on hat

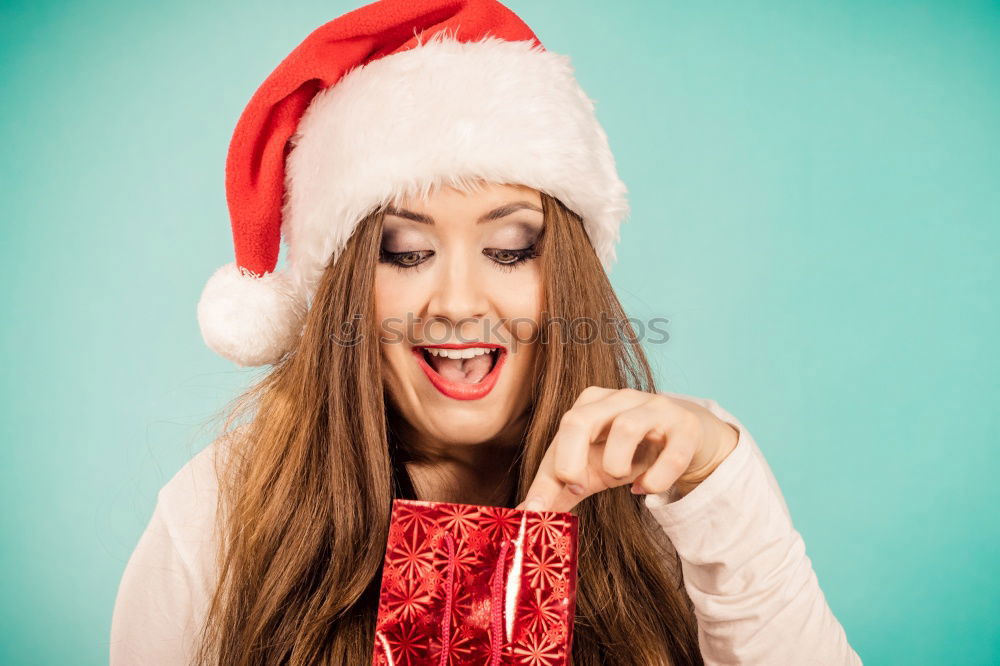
282;31;629;299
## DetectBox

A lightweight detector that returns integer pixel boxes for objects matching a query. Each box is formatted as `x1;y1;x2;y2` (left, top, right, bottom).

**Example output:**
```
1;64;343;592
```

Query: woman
111;1;862;664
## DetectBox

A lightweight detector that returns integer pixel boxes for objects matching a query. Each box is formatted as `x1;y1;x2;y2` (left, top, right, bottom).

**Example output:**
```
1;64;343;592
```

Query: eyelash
485;246;539;272
379;249;433;272
378;245;539;272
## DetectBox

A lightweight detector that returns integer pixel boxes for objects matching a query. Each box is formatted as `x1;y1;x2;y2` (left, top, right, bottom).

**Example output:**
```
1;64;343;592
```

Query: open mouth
412;344;507;400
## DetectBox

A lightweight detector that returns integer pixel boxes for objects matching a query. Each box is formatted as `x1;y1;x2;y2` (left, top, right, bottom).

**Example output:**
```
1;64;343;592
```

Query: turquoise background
2;0;998;663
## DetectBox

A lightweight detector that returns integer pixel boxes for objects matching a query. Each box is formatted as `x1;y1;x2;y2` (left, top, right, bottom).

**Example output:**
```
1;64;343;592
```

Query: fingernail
523;496;546;511
567;484;585;496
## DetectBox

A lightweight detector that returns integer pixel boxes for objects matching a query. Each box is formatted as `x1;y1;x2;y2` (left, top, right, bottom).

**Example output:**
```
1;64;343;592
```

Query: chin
413;385;517;438
426;415;510;446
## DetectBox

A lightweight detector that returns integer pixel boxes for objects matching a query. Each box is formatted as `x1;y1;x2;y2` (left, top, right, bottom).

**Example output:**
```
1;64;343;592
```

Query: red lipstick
412;343;507;401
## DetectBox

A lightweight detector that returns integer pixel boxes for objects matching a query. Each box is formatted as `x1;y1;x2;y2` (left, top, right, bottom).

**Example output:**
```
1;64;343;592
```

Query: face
375;181;544;450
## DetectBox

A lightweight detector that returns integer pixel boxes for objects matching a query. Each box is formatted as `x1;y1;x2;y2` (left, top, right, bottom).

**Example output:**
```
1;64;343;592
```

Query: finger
600;398;668;481
552;389;651;489
572;385;615;408
516;451;566;512
631;410;701;494
518;481;592;514
546;482;592;514
522;456;596;514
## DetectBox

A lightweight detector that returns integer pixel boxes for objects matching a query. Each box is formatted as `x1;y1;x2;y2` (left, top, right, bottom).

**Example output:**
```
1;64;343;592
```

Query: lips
412;343;507;400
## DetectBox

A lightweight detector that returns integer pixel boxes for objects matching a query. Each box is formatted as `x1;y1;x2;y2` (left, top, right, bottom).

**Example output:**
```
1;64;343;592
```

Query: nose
425;250;490;338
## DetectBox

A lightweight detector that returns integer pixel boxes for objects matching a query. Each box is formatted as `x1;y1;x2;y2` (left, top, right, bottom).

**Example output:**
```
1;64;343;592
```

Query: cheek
497;264;542;318
492;265;542;351
374;267;418;321
375;269;415;364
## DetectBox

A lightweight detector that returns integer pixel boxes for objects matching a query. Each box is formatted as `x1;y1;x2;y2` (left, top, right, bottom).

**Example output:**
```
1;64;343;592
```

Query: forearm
645;395;862;665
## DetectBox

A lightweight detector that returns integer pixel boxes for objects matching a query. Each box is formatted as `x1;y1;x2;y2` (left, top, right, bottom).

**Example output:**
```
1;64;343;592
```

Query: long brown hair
197;188;703;665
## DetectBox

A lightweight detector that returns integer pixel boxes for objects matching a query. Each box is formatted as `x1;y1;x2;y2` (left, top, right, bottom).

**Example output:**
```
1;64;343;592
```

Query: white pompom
196;262;307;367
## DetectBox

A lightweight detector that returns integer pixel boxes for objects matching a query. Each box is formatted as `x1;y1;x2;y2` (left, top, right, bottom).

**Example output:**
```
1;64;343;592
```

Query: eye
483;245;539;271
379;249;434;270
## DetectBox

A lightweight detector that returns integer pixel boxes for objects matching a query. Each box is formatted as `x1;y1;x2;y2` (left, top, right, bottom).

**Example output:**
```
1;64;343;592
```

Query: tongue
428;352;493;384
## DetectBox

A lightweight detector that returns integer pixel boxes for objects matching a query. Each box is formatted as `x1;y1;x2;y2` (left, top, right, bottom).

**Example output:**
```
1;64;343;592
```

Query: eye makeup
378;217;543;271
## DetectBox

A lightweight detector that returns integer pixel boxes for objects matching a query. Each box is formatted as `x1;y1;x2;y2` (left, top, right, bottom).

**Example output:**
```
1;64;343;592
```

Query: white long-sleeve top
644;393;862;665
110;392;862;665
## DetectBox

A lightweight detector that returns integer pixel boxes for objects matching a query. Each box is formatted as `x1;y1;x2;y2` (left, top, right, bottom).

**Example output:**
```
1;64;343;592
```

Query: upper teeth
425;347;495;359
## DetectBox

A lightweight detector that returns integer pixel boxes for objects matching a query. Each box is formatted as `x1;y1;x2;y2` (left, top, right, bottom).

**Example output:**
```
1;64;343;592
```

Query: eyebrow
383;201;543;225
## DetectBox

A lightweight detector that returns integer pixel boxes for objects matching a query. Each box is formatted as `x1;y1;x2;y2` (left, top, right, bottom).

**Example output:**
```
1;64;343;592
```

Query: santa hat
197;0;629;367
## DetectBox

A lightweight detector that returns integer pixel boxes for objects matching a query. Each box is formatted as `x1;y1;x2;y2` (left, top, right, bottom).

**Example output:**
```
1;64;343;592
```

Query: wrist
673;421;739;498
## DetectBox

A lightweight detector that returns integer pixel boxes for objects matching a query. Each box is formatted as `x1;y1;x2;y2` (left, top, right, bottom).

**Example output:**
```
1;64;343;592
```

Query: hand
516;387;739;513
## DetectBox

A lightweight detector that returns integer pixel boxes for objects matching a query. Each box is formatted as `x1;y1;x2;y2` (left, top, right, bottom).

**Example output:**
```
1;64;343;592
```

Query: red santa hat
197;0;629;367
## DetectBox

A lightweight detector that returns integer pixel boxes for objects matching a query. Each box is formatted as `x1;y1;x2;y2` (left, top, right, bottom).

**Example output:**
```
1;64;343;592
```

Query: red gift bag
372;498;579;665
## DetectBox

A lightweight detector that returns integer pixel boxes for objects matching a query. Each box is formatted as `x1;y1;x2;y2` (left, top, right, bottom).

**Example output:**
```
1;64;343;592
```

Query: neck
391;409;528;507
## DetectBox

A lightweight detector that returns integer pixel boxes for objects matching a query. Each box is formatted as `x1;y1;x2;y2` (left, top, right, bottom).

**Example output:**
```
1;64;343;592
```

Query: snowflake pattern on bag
373;498;579;666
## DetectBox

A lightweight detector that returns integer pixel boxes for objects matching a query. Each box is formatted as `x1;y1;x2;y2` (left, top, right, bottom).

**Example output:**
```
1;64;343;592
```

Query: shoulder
151;429;241;581
110;431;241;663
156;439;222;538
